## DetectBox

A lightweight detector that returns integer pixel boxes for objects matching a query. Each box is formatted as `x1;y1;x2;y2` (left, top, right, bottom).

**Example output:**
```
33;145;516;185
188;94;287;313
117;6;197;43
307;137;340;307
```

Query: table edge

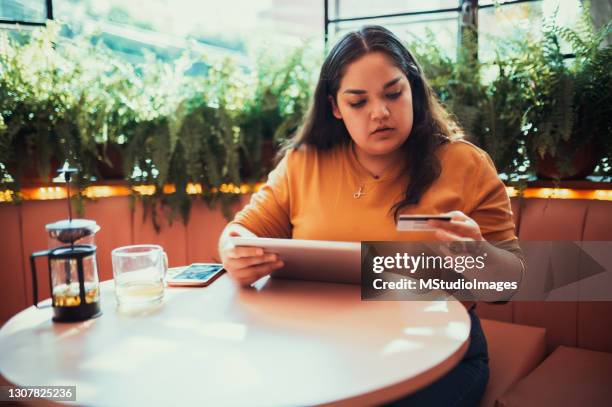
319;336;471;406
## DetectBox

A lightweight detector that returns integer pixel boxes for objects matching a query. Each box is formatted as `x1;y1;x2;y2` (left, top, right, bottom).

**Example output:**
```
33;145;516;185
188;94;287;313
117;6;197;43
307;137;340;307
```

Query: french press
30;168;102;322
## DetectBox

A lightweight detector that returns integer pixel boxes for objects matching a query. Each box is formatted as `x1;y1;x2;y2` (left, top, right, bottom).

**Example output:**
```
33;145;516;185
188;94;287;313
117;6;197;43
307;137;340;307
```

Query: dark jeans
386;307;489;407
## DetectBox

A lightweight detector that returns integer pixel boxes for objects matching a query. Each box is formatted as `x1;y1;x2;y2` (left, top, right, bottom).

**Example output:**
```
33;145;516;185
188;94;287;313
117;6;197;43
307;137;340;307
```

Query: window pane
53;0;324;65
331;11;458;59
332;0;459;20
479;0;583;62
0;0;47;23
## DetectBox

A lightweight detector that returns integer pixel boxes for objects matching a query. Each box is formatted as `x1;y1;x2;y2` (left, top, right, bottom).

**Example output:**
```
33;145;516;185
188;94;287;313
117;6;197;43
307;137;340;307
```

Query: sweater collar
344;142;406;183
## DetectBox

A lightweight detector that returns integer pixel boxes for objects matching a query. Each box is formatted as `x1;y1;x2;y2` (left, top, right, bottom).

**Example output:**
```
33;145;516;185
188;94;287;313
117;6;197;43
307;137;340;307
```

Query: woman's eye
349;100;366;108
386;91;402;100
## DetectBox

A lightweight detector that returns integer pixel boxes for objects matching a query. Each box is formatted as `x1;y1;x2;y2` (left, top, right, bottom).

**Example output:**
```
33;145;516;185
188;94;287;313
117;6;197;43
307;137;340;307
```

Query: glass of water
111;245;168;307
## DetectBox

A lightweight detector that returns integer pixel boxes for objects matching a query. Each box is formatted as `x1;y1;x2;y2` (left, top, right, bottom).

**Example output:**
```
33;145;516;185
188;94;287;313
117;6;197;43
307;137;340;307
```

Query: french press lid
45;219;100;245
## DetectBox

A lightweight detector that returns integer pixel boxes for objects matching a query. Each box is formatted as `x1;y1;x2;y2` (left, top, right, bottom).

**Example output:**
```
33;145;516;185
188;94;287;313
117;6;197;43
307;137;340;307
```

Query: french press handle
30;250;51;309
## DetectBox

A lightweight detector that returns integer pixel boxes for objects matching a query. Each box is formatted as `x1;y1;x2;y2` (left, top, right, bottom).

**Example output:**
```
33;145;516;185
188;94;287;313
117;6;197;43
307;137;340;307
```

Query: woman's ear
328;95;342;120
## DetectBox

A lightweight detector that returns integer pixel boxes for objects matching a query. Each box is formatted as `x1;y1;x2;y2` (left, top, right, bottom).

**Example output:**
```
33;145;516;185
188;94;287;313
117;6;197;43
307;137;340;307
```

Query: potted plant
408;30;528;179
522;10;611;179
0;24;134;189
237;46;317;181
0;26;72;186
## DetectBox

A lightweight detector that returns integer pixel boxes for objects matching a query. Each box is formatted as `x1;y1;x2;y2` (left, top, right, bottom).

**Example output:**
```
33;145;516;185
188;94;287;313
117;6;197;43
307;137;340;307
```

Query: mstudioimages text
372;278;519;292
372;252;487;274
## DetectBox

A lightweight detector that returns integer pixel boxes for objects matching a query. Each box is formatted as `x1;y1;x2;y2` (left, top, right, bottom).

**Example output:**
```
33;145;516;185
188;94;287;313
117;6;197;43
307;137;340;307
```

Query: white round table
0;276;470;406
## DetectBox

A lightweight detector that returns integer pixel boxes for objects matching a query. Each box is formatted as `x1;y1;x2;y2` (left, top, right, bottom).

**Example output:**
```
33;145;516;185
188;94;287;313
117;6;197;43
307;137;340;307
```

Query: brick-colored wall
2;196;612;355
0;196;248;325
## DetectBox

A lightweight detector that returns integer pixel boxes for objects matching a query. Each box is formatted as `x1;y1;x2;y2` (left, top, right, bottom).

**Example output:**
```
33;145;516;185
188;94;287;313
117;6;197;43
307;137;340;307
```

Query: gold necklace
352;170;380;199
351;143;392;199
353;186;366;199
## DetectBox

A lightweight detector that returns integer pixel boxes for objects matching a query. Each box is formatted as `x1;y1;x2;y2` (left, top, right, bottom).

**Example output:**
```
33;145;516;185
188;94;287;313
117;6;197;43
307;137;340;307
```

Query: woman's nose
370;101;390;120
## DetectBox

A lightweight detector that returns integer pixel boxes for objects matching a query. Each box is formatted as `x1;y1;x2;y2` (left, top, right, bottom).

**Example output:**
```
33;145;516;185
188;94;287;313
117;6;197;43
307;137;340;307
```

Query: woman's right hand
220;231;284;287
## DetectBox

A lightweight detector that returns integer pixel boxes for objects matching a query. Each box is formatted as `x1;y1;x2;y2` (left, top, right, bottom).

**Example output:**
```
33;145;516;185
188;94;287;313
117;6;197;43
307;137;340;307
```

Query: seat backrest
576;200;612;352
480;198;612;354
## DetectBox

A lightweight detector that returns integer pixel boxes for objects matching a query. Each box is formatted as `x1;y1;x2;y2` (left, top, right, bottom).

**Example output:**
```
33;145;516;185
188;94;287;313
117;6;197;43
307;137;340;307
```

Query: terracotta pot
239;139;280;180
260;139;278;172
96;144;124;180
8;153;61;185
535;142;598;180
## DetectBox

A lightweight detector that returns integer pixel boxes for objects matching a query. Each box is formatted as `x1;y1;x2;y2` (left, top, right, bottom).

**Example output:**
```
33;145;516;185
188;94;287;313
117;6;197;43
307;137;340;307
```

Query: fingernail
257;249;264;256
267;254;277;261
277;261;284;267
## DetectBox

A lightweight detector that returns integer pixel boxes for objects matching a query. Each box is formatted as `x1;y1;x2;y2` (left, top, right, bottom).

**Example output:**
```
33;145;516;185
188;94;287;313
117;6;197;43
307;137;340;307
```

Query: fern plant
559;11;612;177
522;8;611;177
0;24;319;229
408;29;526;177
0;23;140;190
478;51;532;179
238;45;318;180
522;17;575;169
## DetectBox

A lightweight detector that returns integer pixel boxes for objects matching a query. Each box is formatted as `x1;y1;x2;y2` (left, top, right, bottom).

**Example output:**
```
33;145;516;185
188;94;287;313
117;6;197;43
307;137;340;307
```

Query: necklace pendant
353;186;366;199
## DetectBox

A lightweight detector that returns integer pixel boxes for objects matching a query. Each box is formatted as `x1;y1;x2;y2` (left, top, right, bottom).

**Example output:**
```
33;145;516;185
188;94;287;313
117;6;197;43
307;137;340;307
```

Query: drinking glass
111;245;168;307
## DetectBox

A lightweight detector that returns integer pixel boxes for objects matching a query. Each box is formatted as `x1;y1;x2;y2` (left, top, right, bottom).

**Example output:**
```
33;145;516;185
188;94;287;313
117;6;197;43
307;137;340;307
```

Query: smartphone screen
168;263;224;286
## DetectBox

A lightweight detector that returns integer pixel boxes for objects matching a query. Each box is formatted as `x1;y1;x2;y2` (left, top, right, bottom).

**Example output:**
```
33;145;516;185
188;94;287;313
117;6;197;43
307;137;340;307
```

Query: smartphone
397;214;452;231
167;263;225;287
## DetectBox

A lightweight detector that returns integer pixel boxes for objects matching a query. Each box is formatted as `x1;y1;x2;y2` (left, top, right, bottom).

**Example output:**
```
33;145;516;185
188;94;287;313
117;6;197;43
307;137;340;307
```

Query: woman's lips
372;127;394;135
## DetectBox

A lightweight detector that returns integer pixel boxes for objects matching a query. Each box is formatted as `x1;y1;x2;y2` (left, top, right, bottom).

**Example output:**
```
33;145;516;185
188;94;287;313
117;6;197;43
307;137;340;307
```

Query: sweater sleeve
230;152;293;238
465;148;526;287
467;150;517;242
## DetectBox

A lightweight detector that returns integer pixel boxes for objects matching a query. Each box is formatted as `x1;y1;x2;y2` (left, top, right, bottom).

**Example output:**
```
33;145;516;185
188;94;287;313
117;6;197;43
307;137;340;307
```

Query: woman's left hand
427;210;484;242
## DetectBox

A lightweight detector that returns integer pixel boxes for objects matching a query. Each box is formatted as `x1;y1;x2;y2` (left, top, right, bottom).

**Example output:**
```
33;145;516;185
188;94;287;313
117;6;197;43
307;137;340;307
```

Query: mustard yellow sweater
233;139;517;244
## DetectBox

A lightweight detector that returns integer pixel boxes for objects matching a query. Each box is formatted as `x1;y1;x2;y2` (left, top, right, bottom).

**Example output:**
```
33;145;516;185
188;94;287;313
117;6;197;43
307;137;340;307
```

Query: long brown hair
282;25;462;219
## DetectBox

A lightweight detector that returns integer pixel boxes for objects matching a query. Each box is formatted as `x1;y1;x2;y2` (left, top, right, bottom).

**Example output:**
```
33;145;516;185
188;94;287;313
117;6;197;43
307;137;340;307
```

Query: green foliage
1;9;609;231
0;23;317;230
408;31;454;102
480;53;531;178
559;11;612;174
514;7;612;177
408;29;528;178
409;7;611;180
238;46;319;179
521;14;576;167
0;23;122;189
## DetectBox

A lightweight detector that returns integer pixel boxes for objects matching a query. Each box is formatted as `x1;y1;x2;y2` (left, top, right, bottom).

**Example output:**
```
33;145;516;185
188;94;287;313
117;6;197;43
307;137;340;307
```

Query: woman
219;25;524;406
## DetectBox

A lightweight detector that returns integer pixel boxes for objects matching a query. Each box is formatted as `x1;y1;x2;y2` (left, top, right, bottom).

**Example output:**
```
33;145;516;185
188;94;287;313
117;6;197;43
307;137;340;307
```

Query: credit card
396;215;452;231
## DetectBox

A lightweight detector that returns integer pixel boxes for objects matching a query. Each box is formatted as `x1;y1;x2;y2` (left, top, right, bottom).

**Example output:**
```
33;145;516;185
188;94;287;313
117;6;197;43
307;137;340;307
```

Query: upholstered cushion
479;319;546;407
497;346;612;407
476;302;513;323
517;198;589;241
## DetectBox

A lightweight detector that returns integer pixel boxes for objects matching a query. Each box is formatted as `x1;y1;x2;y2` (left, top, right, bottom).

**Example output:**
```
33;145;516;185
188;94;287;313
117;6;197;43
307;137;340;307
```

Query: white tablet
229;237;362;284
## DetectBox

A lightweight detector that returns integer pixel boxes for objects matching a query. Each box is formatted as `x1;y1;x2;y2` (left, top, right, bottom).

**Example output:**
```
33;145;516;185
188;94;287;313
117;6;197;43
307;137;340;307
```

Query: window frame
0;0;53;27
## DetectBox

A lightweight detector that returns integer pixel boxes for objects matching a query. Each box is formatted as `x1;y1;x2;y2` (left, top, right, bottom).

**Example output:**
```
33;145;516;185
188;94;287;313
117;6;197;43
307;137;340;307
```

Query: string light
506;187;518;197
1;185;610;203
131;185;156;196
594;190;612;200
186;183;202;194
162;185;176;194
0;190;14;202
